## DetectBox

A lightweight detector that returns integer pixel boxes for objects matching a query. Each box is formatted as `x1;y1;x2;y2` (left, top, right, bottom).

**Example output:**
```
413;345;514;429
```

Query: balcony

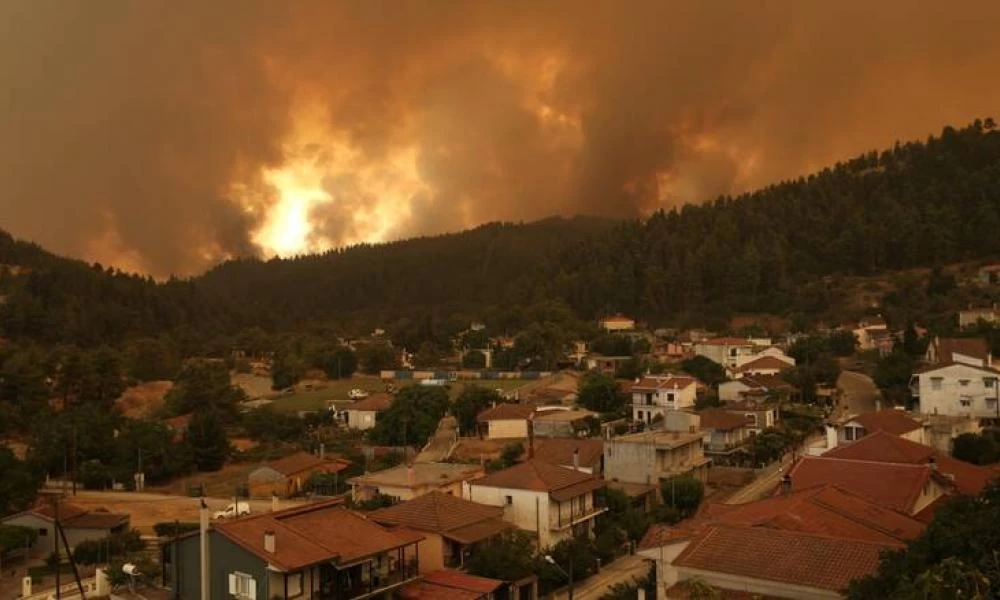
318;558;419;600
549;505;607;531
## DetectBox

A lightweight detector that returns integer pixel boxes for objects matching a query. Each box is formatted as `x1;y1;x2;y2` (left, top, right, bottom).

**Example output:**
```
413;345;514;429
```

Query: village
2;301;999;600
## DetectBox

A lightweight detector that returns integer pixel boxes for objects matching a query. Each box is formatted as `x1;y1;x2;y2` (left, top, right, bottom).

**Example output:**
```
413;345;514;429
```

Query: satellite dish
122;564;140;576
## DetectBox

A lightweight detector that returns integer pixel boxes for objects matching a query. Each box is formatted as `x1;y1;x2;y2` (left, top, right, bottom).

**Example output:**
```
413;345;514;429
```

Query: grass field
265;378;533;413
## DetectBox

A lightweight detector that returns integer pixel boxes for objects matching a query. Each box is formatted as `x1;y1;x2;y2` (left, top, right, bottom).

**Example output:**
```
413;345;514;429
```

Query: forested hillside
2;119;999;346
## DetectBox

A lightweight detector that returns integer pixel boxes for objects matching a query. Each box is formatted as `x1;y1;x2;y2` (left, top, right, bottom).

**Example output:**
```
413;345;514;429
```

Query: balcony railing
549;505;607;530
320;559;419;600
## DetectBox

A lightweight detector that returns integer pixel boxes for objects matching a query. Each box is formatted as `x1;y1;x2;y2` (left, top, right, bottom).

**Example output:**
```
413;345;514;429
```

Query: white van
214;501;251;520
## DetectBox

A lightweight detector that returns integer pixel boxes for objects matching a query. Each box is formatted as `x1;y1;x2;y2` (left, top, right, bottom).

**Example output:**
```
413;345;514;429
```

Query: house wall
638;541;690;598
348;409;378;430
718;381;752;402
913;477;946;515
487;419;529;440
354;479;466;503
2;514;55;555
169;530;269;600
64;526;122;550
735;348;794;368
466;485;553;547
604;440;657;486
413;532;445;574
915;363;1000;418
694;343;753;368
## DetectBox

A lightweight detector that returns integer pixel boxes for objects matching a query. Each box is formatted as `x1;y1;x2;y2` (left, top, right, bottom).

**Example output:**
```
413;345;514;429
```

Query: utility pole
70;425;77;496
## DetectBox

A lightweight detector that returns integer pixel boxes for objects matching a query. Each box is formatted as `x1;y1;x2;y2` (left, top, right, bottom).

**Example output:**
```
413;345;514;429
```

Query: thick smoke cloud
2;0;999;275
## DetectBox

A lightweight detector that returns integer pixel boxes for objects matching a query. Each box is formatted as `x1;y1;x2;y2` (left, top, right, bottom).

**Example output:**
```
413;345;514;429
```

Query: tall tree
185;410;230;472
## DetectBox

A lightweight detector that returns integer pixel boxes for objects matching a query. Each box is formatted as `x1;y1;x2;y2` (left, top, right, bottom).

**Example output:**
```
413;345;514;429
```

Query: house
630;375;699;423
782;455;950;516
910;361;1000;418
1;502;130;555
732;355;793;378
853;316;891;352
836;410;925;445
638;484;927;600
247;451;352;498
923;413;983;454
162;413;193;442
349;463;486;503
696;408;751;457
604;422;710;487
368;491;512;573
346;393;393;430
476;403;537;439
958;307;1000;328
599;314;635;331
693;337;755;368
978;264;1000;285
532;438;604;475
823;430;996;497
733;346;794;368
584;354;632;375
531;407;597;438
464;459;605;548
925;336;991;367
401;570;519;600
163;499;423;600
720;397;780;433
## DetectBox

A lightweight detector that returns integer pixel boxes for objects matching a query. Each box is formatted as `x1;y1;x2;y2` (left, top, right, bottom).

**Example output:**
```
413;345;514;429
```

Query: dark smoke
2;0;999;275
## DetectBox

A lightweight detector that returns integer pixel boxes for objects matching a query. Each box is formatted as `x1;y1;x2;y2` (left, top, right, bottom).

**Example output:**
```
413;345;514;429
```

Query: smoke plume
2;0;999;275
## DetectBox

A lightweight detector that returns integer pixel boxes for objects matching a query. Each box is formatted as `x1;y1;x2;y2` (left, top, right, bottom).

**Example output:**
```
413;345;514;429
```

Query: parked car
348;388;369;399
214;502;251;520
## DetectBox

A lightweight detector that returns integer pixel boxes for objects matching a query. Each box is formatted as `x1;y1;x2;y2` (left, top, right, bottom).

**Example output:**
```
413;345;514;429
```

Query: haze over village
2;2;1000;600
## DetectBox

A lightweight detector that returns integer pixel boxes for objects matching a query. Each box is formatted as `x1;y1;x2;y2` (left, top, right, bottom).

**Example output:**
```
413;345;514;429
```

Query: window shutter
247;580;257;600
228;574;237;594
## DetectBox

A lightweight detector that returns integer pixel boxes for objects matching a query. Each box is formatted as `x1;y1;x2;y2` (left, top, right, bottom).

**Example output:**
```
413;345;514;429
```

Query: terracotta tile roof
913;361;1000;375
934;337;989;363
784;456;936;513
736;356;792;372
440;518;512;544
400;582;484;600
368;491;504;534
477;403;536;421
533;438;604;469
63;511;130;530
259;451;351;477
696;408;749;431
672;524;892;592
214;499;421;571
401;571;504;600
348;462;485;490
600;314;634;323
470;459;604;500
349;393;393;412
741;374;791;390
423;571;504;594
824;430;995;496
27;502;90;522
632;375;697;391
847;410;923;436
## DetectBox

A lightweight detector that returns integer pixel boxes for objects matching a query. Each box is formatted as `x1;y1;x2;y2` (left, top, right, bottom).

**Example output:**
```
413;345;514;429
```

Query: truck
214;501;251;520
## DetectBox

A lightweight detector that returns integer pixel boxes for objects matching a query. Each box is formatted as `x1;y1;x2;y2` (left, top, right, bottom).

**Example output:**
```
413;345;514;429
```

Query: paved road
415;416;457;463
724;455;792;504
837;370;882;416
549;553;649;600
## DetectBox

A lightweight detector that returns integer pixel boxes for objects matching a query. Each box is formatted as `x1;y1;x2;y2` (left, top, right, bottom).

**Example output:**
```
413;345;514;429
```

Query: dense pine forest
2;119;1000;347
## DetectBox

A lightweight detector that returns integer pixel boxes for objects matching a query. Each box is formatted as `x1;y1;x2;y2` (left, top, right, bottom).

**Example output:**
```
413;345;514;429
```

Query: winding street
836;370;883;416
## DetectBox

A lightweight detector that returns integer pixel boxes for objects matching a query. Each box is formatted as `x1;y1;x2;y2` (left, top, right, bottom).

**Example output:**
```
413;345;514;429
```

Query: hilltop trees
165;358;245;419
0;447;40;514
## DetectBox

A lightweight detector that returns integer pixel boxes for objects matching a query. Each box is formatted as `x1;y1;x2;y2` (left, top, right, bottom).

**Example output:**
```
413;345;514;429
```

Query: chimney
319;443;325;460
271;494;279;512
780;473;792;495
263;530;275;554
573;449;580;472
527;418;535;459
407;464;416;486
927;456;937;471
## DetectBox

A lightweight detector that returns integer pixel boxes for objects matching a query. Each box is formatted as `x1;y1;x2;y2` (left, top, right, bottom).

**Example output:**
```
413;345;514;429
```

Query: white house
599;314;636;331
464;459;605;548
733;346;791;368
476;403;537;439
345;393;392;430
924;337;991;367
853;317;892;352
732;355;794;378
911;362;1000;419
959;307;1000;329
693;338;755;368
631;375;699;423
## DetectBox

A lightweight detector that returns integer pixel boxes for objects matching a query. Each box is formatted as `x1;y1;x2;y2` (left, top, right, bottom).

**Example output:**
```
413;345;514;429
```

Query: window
504;495;513;505
729;348;738;357
986;378;996;389
228;572;256;600
286;573;303;598
666;393;675;403
931;377;943;391
38;528;47;537
959;379;970;387
960;397;972;407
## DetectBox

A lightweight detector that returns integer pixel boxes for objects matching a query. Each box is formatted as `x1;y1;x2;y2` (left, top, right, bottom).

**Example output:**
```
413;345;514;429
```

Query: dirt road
415;416;457;463
837;370;882;415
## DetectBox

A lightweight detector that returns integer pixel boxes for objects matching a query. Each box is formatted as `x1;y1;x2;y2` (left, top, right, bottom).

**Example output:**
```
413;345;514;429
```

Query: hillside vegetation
2;119;1000;345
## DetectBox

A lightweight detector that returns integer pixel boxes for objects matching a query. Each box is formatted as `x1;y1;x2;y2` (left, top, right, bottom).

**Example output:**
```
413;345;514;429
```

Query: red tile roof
477;403;537;421
259;451;351;477
696;408;749;431
824;430;996;496
401;571;504;600
470;459;604;500
913;361;1000;375
349;393;393;412
214;499;421;571
741;374;792;390
848;410;923;436
672;525;891;592
699;337;753;346
533;438;604;469
368;491;505;536
632;375;697;391
736;356;792;372
28;502;89;522
784;456;937;513
934;337;989;363
423;570;505;594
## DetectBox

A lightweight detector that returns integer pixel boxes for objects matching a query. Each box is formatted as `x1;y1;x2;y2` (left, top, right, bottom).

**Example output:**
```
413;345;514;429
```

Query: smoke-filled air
3;0;1000;276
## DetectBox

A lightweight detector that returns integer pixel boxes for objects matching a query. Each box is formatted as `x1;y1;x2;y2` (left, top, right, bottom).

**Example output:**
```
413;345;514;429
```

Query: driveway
837;370;882;416
415;416;457;463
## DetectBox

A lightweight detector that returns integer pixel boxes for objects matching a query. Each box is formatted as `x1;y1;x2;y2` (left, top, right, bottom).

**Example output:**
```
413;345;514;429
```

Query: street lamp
544;555;574;600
